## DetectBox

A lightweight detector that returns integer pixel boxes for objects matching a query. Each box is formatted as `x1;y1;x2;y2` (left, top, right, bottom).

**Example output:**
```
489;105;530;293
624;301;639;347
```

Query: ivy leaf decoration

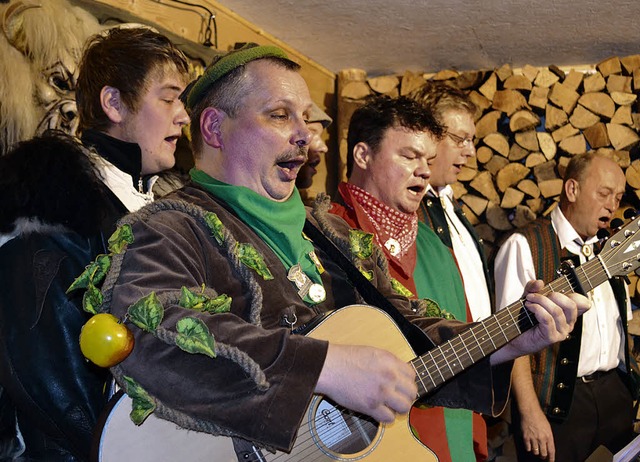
204;212;225;245
178;287;232;314
108;224;134;254
235;243;274;280
179;286;201;310
91;254;112;286
202;294;232;314
441;310;456;320
349;229;374;260
175;317;216;358
128;292;164;332
67;267;92;294
391;278;414;298
122;376;156;425
422;297;443;318
66;254;111;294
82;282;103;315
422;298;455;320
358;267;374;281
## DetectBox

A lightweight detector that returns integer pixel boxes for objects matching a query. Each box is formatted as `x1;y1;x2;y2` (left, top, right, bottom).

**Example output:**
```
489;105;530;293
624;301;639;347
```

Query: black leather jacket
0;132;138;461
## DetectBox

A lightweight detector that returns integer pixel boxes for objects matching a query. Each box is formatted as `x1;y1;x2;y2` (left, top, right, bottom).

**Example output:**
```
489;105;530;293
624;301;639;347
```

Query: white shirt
92;154;157;213
494;206;630;376
430;185;492;321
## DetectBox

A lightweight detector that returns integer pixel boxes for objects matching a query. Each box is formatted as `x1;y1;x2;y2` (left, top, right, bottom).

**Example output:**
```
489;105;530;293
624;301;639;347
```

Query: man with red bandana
330;94;488;461
494;152;634;462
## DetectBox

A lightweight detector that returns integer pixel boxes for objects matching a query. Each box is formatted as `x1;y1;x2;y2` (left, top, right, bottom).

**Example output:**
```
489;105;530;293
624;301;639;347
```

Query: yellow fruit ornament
80;313;134;367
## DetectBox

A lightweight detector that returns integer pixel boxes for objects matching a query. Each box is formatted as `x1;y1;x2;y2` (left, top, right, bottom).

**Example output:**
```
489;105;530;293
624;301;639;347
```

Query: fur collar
0;133;116;239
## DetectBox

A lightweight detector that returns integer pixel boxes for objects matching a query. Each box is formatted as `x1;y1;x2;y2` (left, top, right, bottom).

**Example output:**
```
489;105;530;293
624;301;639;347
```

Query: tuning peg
610;218;624;230
623;208;638;219
597;228;611;240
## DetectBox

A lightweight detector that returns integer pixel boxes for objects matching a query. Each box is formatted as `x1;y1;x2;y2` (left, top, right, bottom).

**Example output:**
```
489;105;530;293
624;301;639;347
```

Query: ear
352;142;372;172
564;178;580;203
200;108;225;149
100;86;125;124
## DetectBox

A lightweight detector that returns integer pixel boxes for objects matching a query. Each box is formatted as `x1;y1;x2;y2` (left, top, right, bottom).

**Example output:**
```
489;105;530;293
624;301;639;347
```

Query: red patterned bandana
341;183;418;259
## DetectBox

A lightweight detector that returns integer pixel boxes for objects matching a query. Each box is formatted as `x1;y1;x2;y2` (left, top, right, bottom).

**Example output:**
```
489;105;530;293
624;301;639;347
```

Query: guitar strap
303;219;434;354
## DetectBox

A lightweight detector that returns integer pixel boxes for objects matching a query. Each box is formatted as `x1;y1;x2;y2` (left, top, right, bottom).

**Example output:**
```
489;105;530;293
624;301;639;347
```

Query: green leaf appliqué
204;212;225;245
202;294;232;314
175;317;216;358
128;292;164;332
108;224;134;254
391;278;414;298
122;376;156;425
66;254;111;294
349;229;374;259
358;267;374;281
422;298;456;320
179;286;201;310
178;287;232;314
82;283;103;315
235;243;274;280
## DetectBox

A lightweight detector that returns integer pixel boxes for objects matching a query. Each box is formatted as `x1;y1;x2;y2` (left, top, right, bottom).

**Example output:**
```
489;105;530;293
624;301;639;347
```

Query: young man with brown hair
0;26;189;461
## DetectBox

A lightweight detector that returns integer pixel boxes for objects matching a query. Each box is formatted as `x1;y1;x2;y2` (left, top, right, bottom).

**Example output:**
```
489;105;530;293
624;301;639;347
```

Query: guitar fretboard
411;254;610;397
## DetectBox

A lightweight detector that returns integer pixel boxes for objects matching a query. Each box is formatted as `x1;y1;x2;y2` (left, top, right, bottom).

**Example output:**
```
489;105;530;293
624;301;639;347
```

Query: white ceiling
217;0;640;76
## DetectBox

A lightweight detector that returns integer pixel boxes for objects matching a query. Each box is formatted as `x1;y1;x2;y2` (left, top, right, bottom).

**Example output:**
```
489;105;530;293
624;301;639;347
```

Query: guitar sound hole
308;396;381;458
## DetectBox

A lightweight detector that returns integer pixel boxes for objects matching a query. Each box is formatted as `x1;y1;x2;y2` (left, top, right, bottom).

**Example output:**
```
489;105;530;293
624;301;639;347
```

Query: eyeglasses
446;131;475;148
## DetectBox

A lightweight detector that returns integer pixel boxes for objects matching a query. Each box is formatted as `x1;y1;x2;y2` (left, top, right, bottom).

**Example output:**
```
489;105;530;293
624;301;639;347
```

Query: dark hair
346;95;444;177
76;27;189;132
189;56;300;156
410;80;476;124
0;130;112;236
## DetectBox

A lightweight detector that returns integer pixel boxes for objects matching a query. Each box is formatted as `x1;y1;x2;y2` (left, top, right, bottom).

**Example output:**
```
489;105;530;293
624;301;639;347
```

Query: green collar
191;169;325;304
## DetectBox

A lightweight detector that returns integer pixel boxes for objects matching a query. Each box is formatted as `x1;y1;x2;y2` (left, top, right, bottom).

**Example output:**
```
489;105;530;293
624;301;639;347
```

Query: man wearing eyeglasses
410;82;495;460
411;82;493;324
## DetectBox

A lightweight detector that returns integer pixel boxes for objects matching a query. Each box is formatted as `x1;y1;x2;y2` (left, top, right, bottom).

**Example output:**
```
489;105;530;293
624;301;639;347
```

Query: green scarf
414;222;474;461
191;169;323;304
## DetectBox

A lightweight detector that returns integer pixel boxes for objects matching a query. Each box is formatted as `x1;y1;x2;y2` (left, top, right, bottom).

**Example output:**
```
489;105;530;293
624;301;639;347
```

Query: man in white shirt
494;152;634;462
411;82;492;322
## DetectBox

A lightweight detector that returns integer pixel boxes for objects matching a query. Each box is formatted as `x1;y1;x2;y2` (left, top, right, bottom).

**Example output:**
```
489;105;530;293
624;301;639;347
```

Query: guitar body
95;305;438;461
95;390;239;461
297;304;437;461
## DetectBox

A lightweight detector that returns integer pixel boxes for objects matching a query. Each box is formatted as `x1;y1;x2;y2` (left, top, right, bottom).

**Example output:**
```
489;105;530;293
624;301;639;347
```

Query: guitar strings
411;254;616;396
234;403;382;461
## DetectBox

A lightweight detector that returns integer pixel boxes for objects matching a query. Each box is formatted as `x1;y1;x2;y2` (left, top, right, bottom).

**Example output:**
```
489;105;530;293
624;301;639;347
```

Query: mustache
275;145;308;163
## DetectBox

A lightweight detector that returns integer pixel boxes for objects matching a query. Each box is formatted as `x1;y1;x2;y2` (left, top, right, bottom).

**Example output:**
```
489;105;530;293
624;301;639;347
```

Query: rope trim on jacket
98;197;275;437
102;198;264;326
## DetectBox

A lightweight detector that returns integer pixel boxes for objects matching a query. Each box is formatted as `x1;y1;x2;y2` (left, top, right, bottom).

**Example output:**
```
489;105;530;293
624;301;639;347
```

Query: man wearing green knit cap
97;42;587;458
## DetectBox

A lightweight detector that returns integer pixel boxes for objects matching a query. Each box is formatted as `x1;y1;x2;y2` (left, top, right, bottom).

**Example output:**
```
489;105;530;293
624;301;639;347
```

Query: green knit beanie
185;43;289;110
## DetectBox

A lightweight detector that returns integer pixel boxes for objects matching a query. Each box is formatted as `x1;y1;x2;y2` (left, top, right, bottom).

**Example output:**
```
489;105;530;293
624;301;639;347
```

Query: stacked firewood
337;56;640;294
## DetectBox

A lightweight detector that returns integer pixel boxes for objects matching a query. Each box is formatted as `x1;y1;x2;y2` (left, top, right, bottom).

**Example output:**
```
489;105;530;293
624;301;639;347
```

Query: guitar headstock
599;215;640;278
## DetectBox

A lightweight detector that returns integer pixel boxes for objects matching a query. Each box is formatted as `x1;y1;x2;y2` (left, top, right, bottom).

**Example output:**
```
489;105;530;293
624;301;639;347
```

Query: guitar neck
412;254;609;397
